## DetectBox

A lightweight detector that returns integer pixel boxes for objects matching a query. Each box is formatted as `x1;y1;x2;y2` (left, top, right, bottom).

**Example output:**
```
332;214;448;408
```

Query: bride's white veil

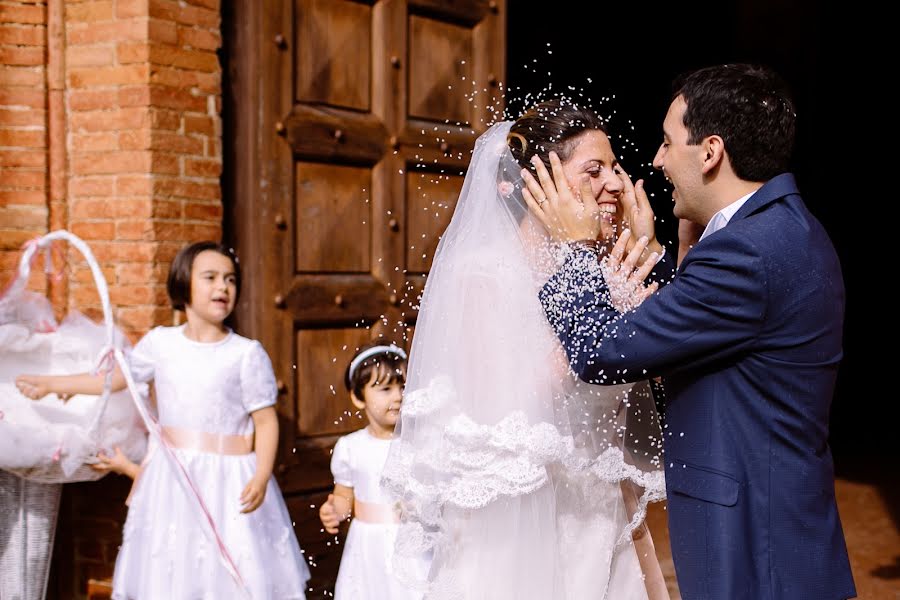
382;121;665;599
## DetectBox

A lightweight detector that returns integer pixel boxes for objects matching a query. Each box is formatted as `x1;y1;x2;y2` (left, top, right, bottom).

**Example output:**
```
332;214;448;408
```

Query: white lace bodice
127;325;277;436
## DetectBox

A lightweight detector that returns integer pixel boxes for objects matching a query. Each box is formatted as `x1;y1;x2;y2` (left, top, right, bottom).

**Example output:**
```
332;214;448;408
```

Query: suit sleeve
539;231;767;384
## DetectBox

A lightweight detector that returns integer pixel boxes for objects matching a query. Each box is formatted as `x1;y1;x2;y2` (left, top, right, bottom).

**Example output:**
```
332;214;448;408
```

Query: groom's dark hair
674;63;796;182
507;99;608;174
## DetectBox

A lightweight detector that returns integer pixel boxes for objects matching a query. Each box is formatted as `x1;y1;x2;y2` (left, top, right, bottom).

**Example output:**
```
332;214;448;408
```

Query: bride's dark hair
507;99;608;173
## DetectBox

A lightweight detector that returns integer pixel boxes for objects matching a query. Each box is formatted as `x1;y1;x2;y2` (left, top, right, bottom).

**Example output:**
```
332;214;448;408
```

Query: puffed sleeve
330;435;353;487
240;340;278;413
126;327;158;383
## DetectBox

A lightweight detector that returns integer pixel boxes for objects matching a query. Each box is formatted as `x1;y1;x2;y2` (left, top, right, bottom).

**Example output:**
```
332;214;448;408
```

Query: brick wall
1;1;223;597
0;1;48;291
65;0;223;337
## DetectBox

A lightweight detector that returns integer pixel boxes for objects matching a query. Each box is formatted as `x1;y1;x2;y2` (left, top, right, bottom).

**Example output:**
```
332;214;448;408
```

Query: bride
382;100;673;600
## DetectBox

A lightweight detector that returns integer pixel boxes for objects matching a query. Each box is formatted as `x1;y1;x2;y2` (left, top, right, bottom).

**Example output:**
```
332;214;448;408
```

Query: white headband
348;344;408;382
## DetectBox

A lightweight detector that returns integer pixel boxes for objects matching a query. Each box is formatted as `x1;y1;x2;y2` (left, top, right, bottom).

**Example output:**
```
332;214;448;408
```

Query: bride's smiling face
560;129;624;242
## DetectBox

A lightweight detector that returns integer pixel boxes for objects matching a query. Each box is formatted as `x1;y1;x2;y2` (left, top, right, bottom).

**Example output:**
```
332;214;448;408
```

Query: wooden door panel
295;0;372;110
228;1;505;594
409;15;473;125
295;162;371;273
406;170;462;273
296;327;373;435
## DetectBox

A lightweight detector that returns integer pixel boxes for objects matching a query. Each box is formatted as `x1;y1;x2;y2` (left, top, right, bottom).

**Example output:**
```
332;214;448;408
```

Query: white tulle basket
0;230;147;483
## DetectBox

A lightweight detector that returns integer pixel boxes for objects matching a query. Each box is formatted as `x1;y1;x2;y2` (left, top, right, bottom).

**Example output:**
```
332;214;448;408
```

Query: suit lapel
730;172;800;223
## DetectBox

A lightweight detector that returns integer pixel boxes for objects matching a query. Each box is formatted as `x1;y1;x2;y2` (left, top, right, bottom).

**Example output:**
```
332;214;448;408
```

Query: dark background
506;1;890;474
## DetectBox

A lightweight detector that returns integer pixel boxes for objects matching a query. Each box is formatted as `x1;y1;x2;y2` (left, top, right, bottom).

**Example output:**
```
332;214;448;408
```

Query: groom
524;64;856;599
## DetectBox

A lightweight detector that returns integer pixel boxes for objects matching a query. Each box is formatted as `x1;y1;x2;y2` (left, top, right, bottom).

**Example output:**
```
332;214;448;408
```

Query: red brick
69;221;115;240
115;40;149;64
147;17;177;45
118;128;151;150
117;305;173;331
115;0;148;19
71;132;119;152
0;149;45;168
0;169;45;189
181;222;220;242
148;85;206;111
0;107;44;126
149;64;197;88
69;176;116;197
149;107;179;130
145;44;218;72
66;45;114;67
70;198;152;220
71;264;115;285
153;179;218;200
68;89;118;111
0;65;44;86
183;201;221;220
117;85;151;107
67;20;145;45
184;0;219;10
0;4;47;25
205;138;221;158
70;151;152;175
192;70;219;94
69;108;148;132
175;4;218;28
177;26;220;51
0;190;44;205
115;219;153;240
152;131;203;154
0;206;47;227
66;1;114;23
152;221;184;241
150;197;181;219
115;175;152;196
183;157;219;178
88;241;160;263
0;24;44;46
68;64;149;88
149;152;178;175
0;87;45;108
108;283;166;306
0;46;44;66
0;228;43;250
115;261;166;284
0;129;44;147
183;114;213;135
147;0;180;21
70;283;102;307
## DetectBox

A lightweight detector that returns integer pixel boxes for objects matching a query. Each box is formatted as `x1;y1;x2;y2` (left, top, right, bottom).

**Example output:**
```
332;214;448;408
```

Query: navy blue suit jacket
540;174;855;599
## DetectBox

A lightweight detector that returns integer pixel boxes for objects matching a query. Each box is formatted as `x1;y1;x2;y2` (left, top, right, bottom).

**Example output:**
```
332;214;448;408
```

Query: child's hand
319;494;342;534
91;446;137;478
240;475;268;513
15;375;55;401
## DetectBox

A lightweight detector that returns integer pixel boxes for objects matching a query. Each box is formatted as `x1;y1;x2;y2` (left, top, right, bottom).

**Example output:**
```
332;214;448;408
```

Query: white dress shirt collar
698;190;756;243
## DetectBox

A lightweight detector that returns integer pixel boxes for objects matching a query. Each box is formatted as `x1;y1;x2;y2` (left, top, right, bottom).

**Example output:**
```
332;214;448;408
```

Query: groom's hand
521;151;602;242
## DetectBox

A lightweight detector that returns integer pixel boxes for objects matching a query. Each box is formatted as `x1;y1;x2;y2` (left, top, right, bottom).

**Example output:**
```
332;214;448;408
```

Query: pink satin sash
354;499;400;524
161;426;254;455
126;427;253;505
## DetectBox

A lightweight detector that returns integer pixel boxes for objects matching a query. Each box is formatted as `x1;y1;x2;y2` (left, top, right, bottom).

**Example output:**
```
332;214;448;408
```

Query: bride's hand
521;152;602;243
600;229;660;313
615;167;663;262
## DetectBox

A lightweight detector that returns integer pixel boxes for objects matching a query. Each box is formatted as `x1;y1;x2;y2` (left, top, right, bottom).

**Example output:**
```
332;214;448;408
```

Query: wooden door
224;0;505;594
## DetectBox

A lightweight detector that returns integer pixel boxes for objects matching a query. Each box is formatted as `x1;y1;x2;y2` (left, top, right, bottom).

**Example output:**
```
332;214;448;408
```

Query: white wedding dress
382;122;665;600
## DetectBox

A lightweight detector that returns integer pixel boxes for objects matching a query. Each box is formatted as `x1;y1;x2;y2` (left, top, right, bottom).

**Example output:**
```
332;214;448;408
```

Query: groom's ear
700;135;726;175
